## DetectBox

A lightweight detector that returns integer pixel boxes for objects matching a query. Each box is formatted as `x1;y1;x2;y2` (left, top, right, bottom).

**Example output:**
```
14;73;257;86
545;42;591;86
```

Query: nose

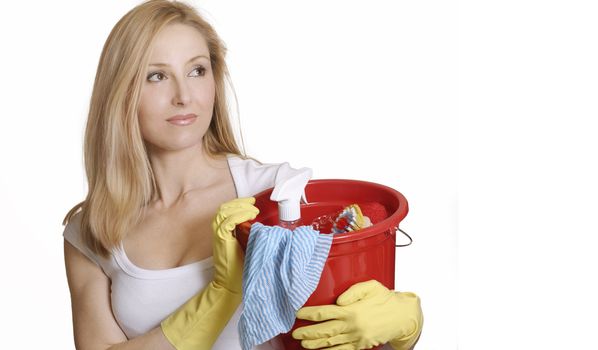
171;77;191;106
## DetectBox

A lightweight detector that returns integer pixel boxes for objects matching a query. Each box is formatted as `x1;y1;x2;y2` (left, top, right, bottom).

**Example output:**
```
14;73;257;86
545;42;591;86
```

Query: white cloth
63;153;302;349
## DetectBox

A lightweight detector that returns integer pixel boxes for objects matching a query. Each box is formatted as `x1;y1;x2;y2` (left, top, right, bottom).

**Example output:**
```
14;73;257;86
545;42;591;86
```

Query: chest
122;181;237;270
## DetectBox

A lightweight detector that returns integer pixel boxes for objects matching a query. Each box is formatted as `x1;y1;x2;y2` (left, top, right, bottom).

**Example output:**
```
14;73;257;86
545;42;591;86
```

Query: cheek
200;75;217;109
138;87;160;118
137;90;163;139
137;100;152;139
137;113;154;143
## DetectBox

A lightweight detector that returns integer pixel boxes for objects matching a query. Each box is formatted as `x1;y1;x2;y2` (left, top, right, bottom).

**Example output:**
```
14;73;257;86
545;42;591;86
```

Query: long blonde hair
63;0;259;258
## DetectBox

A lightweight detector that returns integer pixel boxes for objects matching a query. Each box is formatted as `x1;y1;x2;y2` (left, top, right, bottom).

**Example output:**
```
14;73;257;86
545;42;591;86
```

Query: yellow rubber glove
292;280;423;350
160;197;259;350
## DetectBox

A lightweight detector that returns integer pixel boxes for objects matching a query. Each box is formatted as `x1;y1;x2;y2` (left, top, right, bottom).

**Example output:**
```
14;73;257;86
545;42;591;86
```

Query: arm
64;240;174;350
159;197;259;350
65;197;258;350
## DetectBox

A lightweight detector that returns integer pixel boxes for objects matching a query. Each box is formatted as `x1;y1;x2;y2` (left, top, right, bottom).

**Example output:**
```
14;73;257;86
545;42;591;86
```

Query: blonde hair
63;0;260;258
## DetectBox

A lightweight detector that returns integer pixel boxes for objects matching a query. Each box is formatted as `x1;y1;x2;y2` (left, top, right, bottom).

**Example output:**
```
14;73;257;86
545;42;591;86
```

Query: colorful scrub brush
332;204;368;234
310;202;390;234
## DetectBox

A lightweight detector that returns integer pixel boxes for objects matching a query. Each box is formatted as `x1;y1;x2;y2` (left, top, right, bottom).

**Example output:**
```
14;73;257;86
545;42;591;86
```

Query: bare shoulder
64;240;127;349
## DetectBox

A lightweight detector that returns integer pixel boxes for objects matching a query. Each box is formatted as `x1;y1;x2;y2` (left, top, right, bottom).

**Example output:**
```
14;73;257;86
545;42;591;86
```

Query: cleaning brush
332;204;371;234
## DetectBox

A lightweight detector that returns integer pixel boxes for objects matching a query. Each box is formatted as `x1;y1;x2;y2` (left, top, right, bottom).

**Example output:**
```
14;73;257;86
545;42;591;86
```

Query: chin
146;136;205;153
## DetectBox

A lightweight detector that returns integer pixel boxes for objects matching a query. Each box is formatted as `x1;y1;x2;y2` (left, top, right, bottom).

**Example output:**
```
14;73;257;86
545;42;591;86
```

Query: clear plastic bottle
279;218;303;230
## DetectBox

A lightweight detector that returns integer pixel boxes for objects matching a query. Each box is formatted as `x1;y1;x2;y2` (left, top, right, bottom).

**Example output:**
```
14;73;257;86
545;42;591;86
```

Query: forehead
149;23;209;60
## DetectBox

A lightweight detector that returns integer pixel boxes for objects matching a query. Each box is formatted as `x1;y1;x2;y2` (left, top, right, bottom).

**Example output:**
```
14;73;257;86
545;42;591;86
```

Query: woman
62;1;422;349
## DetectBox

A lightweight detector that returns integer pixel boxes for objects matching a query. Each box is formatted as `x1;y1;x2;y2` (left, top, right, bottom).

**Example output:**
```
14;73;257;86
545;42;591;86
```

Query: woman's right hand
210;197;259;293
160;197;260;350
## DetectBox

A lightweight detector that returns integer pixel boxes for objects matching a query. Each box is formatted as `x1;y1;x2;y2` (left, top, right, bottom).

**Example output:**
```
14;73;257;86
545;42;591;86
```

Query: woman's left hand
292;280;423;350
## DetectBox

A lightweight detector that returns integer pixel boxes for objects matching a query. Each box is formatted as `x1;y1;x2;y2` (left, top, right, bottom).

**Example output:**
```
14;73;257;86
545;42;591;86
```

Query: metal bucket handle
395;227;412;247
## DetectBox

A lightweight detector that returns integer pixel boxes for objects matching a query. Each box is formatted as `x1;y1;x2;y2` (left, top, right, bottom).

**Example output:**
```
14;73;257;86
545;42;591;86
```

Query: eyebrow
149;54;209;67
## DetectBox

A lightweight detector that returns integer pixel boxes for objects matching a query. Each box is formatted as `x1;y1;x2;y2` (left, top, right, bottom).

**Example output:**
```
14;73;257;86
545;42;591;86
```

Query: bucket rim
305;179;408;244
251;178;409;244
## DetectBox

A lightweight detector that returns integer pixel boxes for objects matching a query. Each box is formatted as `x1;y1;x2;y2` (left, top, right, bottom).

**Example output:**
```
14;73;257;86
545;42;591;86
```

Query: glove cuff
389;327;422;350
388;291;423;350
161;281;241;350
213;238;244;293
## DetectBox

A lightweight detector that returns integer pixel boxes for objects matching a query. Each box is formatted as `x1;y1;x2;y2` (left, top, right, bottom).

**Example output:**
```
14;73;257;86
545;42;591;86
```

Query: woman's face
138;23;216;153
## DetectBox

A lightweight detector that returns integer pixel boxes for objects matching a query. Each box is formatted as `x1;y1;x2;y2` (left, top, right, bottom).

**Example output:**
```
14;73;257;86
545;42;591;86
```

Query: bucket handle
395;227;413;247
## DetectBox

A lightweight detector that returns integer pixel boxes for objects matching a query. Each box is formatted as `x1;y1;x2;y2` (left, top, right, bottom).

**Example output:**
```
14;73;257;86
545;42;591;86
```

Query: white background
0;0;595;349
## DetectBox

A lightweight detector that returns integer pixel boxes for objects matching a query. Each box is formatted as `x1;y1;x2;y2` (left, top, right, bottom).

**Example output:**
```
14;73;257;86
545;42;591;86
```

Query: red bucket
235;179;409;350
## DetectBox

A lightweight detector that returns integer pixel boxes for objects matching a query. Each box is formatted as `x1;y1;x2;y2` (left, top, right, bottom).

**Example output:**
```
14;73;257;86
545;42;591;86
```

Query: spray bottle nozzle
270;166;313;223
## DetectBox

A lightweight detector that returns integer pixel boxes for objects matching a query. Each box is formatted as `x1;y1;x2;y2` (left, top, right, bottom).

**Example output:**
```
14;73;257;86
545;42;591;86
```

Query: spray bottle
270;167;313;230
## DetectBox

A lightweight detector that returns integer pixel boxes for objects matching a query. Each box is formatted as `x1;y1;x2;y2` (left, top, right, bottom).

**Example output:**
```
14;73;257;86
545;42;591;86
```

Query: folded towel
238;222;333;350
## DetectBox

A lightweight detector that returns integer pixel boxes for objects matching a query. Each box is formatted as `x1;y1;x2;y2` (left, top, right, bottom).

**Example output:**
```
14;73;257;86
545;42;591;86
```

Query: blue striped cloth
238;222;333;350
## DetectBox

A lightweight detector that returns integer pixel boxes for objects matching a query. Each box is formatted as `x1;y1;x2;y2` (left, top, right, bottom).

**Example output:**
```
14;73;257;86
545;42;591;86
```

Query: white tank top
63;154;300;349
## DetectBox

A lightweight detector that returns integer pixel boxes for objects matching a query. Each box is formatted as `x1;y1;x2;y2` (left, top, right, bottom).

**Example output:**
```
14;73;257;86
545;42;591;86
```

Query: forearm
106;327;174;350
160;281;241;350
96;283;239;350
389;322;422;350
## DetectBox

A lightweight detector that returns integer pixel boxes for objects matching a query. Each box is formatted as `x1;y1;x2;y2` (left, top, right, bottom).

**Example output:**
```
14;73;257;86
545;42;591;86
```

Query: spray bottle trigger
300;191;308;205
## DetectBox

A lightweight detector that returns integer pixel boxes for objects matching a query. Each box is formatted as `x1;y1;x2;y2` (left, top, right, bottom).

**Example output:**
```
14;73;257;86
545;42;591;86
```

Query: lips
167;113;197;121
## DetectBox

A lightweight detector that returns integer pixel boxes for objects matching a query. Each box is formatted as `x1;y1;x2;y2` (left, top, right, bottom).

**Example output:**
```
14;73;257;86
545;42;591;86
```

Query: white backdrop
1;0;595;349
0;1;456;348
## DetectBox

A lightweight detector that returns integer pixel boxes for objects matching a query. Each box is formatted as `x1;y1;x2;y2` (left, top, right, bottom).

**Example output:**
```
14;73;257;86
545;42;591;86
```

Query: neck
146;143;228;210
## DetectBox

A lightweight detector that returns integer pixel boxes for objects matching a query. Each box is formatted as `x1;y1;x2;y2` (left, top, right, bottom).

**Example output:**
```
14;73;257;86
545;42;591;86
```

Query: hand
211;197;259;293
160;197;259;350
292;280;423;350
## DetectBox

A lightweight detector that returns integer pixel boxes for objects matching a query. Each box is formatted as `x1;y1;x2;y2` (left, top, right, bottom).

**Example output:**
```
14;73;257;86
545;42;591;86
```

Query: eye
146;66;207;83
191;66;207;77
147;71;165;82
